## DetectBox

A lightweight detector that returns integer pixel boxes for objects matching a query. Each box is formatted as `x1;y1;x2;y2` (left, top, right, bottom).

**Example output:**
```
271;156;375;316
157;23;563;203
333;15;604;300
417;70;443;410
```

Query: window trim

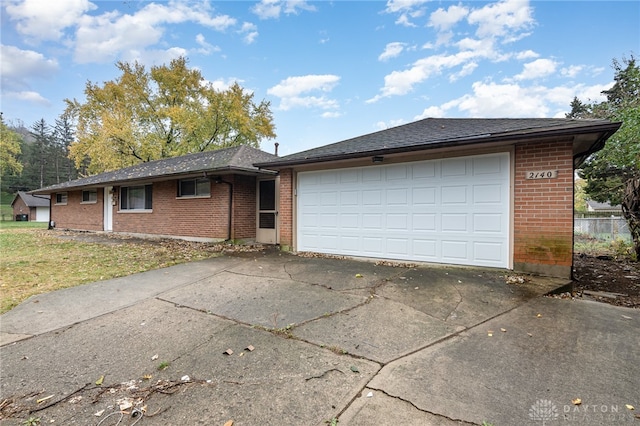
81;189;98;204
119;184;153;212
177;177;211;199
55;192;68;205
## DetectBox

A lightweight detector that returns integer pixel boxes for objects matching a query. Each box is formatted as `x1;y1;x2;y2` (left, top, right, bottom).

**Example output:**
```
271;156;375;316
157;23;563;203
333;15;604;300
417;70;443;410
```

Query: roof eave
255;121;623;169
31;165;276;195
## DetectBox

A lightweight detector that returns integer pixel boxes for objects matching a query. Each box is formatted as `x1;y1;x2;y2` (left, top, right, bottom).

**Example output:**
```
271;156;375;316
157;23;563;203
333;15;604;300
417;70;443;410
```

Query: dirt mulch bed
571;254;640;309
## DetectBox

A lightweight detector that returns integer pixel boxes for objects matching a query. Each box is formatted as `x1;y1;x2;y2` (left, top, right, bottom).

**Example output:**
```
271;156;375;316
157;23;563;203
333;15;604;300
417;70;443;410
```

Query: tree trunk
621;177;640;259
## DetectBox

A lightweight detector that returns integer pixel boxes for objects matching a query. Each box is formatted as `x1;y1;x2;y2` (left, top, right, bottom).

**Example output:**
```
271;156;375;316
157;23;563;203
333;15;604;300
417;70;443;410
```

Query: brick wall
278;168;294;249
51;174;259;241
12;197;29;219
51;191;103;230
232;175;258;239
513;139;574;278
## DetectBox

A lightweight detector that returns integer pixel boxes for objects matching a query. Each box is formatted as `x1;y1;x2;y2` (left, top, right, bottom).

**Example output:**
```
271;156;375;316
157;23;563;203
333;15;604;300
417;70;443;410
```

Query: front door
104;187;113;231
256;178;278;244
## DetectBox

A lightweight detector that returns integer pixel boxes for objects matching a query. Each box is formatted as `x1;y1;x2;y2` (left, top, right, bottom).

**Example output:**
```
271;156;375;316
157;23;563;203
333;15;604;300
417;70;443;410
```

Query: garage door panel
297;153;510;268
413;187;437;204
441;158;467;176
441;186;467;204
442;240;469;260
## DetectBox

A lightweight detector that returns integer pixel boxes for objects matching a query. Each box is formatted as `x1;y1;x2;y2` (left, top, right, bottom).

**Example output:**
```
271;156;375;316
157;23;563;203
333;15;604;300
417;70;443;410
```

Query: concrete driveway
1;251;638;425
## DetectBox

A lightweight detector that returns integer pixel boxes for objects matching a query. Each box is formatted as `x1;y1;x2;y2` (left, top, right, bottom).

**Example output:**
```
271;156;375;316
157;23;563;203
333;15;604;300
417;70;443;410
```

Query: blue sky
1;0;638;156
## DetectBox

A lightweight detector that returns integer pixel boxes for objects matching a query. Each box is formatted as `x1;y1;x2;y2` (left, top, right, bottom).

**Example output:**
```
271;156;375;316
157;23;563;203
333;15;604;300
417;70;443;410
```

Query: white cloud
321;111;341;119
252;0;316;20
449;62;478;82
516;49;539;60
375;118;406;130
73;1;236;64
384;0;428;27
561;65;583;78
367;51;482;102
384;0;428;14
0;44;58;107
378;42;406;62
1;45;59;84
428;4;469;32
240;22;259;44
4;0;96;42
195;34;220;55
207;77;244;92
267;74;340;111
420;80;613;119
467;0;534;42
514;58;558;80
415;106;446;119
7;90;51;106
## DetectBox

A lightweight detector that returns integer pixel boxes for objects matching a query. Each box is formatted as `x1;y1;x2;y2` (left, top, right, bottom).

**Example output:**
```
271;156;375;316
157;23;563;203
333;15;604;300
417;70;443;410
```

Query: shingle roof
32;145;277;194
586;200;621;211
255;118;620;168
12;191;50;207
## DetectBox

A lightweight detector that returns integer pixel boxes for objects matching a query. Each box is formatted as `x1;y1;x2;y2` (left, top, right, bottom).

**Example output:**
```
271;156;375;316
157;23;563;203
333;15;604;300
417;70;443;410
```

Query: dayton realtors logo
529;399;633;424
529;399;559;424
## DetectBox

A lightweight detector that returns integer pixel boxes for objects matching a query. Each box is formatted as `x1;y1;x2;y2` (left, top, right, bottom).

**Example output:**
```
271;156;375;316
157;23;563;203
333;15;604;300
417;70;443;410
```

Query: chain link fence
574;216;631;241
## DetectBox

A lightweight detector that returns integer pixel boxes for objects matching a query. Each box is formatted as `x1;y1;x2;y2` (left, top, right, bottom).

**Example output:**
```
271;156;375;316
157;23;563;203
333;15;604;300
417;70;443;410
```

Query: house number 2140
526;170;558;179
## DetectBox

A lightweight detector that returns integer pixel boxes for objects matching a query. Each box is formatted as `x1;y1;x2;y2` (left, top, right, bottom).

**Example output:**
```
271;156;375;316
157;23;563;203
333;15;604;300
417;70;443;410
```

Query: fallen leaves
35;395;54;404
572;398;582;405
95;375;104;386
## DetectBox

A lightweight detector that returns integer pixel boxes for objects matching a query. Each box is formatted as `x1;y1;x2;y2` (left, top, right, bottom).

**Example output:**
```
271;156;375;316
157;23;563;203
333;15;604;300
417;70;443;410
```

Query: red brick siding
51;174;258;240
278;168;294;248
232;175;258;239
11;197;31;220
51;191;103;230
513;140;574;275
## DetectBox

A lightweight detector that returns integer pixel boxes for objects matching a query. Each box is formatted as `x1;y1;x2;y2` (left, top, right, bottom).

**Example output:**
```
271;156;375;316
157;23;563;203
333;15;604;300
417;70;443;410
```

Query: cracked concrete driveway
1;250;638;425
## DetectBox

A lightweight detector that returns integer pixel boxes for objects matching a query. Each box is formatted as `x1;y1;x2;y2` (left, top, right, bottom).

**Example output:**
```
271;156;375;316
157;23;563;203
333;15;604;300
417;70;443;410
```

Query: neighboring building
32;118;621;278
31;146;279;243
11;191;50;222
585;200;622;214
256;118;621;279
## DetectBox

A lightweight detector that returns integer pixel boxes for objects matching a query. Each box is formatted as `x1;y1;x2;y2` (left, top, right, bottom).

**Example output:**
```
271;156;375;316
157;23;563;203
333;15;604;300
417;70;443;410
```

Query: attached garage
255;118;621;278
296;153;510;268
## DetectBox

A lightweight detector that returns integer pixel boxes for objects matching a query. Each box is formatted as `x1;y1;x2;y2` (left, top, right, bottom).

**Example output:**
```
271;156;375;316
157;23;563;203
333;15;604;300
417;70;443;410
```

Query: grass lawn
0;224;226;313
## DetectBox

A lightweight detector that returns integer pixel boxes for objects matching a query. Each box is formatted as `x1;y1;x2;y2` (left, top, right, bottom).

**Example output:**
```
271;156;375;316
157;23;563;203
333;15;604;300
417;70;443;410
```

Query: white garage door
297;153;510;268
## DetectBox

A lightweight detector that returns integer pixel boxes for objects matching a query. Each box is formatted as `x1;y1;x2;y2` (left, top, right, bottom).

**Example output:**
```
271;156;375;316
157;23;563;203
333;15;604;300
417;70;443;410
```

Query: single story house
11;191;50;222
255;118;620;279
32;145;280;243
585;200;622;214
33;118;621;278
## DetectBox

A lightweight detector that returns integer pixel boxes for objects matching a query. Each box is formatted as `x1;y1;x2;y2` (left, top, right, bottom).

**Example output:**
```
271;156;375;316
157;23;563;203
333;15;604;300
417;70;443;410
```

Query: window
82;189;97;203
178;177;210;198
120;184;153;210
55;193;68;205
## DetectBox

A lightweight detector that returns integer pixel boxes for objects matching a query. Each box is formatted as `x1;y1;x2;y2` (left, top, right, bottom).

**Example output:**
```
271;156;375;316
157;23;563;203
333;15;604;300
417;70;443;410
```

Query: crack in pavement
445;280;464;322
358;387;479;425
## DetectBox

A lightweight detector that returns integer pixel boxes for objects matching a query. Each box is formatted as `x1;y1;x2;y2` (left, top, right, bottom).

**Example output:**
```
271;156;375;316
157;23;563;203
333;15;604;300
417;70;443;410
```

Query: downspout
215;177;233;241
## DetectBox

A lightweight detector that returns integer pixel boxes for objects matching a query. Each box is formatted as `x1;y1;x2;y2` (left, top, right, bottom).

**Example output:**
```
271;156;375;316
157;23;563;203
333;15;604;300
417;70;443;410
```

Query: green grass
0;225;223;313
1;191;14;221
0;221;48;230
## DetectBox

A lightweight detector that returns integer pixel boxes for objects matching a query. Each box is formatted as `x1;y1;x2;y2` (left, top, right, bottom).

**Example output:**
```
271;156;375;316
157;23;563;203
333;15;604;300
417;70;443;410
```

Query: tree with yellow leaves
0;113;23;177
66;57;276;174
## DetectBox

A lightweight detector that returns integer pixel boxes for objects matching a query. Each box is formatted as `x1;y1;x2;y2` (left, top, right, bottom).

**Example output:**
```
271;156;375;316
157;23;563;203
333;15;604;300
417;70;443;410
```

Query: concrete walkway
1;251;638;425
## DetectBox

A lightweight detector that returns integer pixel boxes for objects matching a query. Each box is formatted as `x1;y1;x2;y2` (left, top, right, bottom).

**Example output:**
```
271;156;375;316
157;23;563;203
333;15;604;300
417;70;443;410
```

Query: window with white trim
120;184;152;210
82;189;97;203
178;177;210;198
55;192;68;205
